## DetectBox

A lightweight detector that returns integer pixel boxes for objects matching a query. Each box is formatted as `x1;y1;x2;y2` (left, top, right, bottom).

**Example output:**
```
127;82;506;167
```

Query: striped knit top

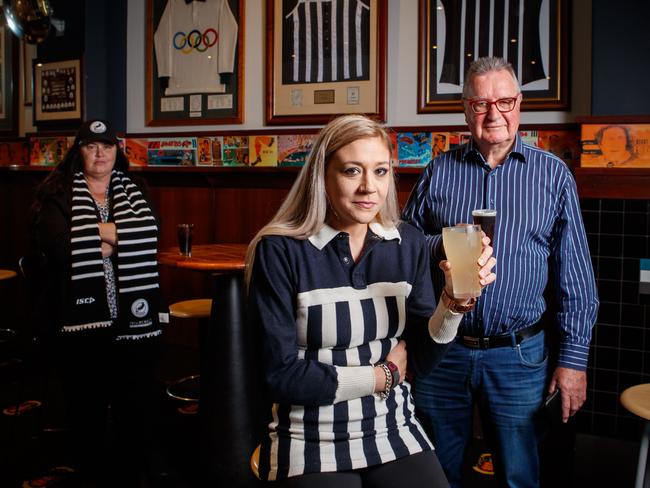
249;222;450;481
402;135;599;370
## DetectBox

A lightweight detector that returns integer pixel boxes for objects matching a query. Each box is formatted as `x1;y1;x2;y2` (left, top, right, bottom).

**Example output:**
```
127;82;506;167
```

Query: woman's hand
386;340;407;384
98;222;117;246
373;340;407;392
440;234;497;304
101;241;115;258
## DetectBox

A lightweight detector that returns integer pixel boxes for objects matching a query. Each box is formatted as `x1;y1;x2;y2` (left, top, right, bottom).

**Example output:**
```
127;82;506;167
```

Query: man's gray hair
462;57;521;98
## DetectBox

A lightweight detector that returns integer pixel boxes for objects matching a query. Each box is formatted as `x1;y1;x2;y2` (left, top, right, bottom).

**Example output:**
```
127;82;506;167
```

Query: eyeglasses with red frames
465;96;519;114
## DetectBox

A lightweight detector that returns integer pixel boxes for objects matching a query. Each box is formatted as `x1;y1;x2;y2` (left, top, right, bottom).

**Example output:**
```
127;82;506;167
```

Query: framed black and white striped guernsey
266;0;387;125
417;0;569;113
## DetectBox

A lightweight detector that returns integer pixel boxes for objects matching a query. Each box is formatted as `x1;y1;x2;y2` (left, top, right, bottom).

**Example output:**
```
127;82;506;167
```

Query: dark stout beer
177;224;194;256
472;209;497;244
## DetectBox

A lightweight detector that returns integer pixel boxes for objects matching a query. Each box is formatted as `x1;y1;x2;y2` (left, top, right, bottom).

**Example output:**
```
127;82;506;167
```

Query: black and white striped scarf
66;170;166;340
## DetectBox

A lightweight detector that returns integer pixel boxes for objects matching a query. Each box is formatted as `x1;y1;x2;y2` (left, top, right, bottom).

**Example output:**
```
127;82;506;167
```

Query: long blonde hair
244;115;399;286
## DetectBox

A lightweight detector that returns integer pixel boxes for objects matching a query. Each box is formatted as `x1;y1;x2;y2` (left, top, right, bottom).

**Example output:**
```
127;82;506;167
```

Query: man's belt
458;322;544;349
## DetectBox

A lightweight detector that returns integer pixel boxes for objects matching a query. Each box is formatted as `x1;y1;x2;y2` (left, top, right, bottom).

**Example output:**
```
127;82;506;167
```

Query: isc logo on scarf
76;297;95;305
131;298;149;318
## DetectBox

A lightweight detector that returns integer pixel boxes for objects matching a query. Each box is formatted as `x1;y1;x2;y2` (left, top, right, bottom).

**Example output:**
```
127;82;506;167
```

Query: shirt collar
464;134;526;165
308;222;401;250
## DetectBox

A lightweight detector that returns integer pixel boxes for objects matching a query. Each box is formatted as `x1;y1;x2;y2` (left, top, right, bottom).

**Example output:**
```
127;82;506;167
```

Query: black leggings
271;450;449;488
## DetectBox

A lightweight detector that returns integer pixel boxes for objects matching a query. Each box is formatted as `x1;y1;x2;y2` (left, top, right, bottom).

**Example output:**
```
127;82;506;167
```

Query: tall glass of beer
177;223;194;256
442;225;483;299
472;209;497;244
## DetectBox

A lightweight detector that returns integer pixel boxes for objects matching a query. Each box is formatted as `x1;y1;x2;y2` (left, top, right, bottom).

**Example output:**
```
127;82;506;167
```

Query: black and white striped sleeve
250;237;374;407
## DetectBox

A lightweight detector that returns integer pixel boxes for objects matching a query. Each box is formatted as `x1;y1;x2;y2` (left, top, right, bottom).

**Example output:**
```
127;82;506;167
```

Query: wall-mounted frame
22;41;34;106
265;0;387;125
33;58;82;126
0;22;18;134
418;0;569;113
145;0;245;126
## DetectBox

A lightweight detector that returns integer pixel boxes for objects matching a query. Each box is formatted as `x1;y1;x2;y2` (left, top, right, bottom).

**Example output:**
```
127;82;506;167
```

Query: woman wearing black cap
27;120;167;487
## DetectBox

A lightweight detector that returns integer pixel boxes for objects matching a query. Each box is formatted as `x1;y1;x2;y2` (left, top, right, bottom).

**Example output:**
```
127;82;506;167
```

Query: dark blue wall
591;0;650;116
83;0;127;131
36;0;127;131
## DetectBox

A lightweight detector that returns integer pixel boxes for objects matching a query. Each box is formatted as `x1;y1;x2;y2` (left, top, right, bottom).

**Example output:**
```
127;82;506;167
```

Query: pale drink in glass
442;225;482;299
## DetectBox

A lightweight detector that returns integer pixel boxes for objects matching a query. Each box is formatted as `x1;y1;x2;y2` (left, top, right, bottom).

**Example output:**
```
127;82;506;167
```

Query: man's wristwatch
441;287;477;313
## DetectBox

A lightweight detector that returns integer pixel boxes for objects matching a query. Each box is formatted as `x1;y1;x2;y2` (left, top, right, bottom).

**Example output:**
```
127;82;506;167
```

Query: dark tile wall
575;199;650;440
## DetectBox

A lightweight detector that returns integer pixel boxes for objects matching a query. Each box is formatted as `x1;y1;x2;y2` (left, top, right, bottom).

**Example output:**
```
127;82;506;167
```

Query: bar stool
0;269;17;281
250;444;260;480
0;269;22;414
620;383;650;488
0;328;24;416
166;299;212;403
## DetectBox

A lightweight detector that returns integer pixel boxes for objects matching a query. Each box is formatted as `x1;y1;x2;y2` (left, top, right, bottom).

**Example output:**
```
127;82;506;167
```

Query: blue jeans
413;330;548;488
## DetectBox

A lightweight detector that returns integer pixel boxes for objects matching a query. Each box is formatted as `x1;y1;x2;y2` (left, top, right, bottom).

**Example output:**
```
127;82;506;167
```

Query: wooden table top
621;384;650;420
158;243;247;272
0;269;17;281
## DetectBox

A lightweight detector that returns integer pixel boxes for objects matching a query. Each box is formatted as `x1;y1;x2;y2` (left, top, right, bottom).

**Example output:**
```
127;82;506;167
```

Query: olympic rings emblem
173;28;218;53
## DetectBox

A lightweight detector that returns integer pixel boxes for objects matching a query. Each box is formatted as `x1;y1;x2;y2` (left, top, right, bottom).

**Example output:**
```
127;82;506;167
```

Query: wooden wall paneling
142;173;217;310
205;170;299;243
1;170;44;335
395;171;420;208
147;184;216;248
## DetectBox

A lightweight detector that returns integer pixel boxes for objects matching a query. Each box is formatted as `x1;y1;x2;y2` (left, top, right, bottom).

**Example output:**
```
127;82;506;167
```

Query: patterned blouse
94;192;118;319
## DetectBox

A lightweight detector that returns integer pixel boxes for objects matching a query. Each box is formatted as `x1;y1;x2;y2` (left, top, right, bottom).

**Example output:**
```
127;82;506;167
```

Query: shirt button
342;257;350;264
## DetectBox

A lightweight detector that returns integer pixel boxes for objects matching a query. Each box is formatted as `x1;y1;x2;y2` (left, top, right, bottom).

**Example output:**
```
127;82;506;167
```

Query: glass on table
177;224;194;256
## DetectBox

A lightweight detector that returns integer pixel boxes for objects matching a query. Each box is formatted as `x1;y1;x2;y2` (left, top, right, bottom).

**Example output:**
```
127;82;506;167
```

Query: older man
402;57;598;488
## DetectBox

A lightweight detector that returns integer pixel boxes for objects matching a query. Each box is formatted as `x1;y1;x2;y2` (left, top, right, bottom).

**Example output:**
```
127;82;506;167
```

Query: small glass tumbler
177;224;194;256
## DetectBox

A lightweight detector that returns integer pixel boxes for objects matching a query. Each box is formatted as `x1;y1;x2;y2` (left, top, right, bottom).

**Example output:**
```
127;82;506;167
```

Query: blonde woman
246;115;496;487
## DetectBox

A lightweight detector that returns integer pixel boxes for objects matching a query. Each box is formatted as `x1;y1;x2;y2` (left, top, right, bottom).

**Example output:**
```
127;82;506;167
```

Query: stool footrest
166;374;200;402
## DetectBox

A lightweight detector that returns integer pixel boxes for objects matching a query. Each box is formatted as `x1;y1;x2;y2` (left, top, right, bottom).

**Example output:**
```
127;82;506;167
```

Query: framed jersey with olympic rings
146;0;244;126
265;0;387;125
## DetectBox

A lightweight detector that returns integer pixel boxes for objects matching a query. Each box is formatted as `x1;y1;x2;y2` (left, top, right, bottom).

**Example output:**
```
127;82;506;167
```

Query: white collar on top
308;222;401;251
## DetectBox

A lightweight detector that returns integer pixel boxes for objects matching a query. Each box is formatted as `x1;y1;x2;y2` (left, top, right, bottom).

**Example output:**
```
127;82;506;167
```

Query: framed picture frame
265;0;387;125
22;42;34;107
418;0;569;113
33;58;82;125
0;23;18;134
145;0;245;126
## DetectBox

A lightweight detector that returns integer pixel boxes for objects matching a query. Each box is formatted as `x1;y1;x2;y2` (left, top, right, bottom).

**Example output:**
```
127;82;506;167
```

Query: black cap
75;120;119;146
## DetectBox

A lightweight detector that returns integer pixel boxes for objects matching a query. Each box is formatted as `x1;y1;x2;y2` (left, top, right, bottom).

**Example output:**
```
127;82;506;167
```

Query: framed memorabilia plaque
265;0;387;125
418;0;569;113
33;59;82;125
146;0;245;126
580;124;650;168
0;22;18;134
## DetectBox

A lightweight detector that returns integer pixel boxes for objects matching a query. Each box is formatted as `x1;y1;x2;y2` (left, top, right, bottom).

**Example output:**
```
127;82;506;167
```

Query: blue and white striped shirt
249;223;450;480
402;135;598;370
